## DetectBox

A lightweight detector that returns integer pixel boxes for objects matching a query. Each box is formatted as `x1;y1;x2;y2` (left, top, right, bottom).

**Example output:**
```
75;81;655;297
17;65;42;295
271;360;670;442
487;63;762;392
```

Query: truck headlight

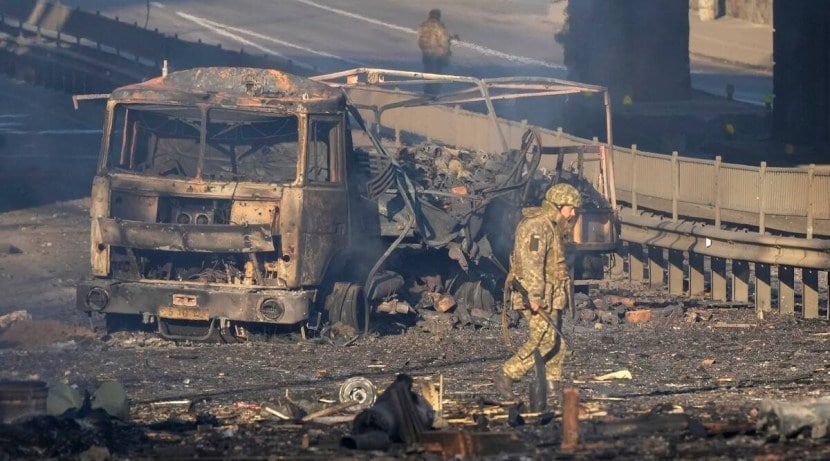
86;287;110;311
260;298;285;320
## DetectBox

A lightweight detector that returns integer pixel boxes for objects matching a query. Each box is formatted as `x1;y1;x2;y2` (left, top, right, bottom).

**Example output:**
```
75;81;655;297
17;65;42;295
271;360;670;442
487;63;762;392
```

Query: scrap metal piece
758;396;830;439
343;374;433;449
339;377;378;410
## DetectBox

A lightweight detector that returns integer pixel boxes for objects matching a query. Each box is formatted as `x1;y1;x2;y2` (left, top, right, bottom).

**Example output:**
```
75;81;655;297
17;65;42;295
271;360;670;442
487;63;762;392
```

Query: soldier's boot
493;371;515;400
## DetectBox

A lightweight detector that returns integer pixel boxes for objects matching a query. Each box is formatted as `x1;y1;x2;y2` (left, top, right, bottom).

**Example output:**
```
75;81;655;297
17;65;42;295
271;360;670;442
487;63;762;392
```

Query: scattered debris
0;243;23;256
0;310;30;329
624;309;653;323
594;370;633;381
301;400;359;423
342;374;434;450
420;431;526;458
712;322;756;328
77;445;110;461
757;396;830;439
604;294;636;308
591;412;700;438
0;380;47;423
338;376;378;410
0;319;96;349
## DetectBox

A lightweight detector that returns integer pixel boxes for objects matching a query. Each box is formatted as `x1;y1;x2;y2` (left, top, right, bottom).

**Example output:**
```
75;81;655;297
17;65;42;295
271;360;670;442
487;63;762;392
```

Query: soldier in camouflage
417;9;456;94
494;183;582;400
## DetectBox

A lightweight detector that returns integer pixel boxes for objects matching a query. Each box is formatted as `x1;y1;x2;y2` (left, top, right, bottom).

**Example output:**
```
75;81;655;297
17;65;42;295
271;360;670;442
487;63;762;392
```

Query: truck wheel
324;282;365;331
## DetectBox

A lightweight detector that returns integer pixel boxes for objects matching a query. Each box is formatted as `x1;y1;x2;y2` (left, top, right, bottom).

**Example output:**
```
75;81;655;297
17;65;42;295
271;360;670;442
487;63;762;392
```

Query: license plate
172;293;198;307
158;305;210;321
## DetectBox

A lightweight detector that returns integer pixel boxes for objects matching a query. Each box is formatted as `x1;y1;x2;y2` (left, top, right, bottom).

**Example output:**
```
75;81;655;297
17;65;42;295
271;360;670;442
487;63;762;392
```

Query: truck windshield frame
103;103;302;183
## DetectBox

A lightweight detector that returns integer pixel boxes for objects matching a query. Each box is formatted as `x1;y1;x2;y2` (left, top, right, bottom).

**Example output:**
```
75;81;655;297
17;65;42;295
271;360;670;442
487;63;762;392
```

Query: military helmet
544;183;582;208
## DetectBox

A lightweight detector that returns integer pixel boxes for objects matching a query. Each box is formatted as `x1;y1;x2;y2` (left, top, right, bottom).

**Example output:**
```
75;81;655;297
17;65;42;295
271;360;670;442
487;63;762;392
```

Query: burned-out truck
75;67;618;340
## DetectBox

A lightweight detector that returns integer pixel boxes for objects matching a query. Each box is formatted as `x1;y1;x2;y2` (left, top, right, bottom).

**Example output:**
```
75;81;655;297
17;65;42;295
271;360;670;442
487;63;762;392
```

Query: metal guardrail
0;0;307;86
1;1;827;318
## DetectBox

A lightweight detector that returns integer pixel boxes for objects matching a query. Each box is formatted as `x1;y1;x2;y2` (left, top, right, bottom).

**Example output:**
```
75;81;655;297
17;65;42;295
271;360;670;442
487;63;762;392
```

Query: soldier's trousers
502;309;566;382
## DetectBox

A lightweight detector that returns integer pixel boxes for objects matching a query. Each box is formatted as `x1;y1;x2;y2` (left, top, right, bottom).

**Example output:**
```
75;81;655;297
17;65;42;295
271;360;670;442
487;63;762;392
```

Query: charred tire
453;280;497;314
324;282;366;331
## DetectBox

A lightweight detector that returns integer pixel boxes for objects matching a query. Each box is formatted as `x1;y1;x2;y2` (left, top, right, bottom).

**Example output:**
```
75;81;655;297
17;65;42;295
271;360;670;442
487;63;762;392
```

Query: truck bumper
76;279;312;325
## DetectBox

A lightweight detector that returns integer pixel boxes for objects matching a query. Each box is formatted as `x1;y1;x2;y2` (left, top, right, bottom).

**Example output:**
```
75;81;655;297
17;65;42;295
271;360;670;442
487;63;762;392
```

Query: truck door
296;115;349;285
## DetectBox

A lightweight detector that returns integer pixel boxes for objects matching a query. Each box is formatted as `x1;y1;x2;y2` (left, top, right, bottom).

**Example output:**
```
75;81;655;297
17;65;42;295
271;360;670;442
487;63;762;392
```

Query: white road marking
0;115;29;119
175;12;316;70
150;2;166;8
175;12;364;68
290;0;566;70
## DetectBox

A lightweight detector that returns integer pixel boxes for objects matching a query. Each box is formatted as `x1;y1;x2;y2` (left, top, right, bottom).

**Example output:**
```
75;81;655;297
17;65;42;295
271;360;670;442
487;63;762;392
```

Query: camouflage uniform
501;183;581;385
417;10;451;73
417;9;452;95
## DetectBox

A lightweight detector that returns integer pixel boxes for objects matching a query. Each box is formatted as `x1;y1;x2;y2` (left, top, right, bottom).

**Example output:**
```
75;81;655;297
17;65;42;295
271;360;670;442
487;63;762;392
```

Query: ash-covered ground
1;199;830;460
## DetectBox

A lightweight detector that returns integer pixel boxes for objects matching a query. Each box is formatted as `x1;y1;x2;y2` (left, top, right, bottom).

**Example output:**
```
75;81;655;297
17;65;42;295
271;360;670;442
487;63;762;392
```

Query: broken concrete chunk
0;310;31;329
757;396;830;439
624;309;653;323
605;294;636;308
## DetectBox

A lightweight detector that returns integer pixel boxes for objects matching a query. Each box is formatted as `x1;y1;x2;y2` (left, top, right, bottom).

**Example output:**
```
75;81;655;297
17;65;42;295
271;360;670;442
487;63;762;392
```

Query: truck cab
76;68;364;339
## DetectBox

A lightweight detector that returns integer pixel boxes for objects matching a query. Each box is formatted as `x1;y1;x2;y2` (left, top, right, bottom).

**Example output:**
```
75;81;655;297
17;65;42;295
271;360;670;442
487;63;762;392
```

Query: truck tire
324;282;365;331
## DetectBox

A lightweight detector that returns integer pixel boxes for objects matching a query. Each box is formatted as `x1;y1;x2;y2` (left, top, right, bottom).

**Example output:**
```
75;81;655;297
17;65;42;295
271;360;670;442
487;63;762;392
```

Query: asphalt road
55;0;771;104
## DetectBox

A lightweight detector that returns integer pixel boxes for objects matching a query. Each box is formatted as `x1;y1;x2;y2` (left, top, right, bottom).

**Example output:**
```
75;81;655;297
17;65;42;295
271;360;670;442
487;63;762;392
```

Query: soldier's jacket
417;18;451;58
509;205;570;311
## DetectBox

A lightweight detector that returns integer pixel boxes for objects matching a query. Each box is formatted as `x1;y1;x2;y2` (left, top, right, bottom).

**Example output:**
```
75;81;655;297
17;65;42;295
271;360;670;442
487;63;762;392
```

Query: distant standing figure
417;9;457;94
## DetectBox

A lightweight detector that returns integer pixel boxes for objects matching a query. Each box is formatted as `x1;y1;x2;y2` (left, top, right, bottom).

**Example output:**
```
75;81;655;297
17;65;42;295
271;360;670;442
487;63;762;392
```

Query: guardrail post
778;266;795;314
714;155;722;228
758;161;766;234
807;164;815;239
629;243;645;282
456;105;463;149
671;151;679;222
732;260;750;303
802;268;819;319
689;252;705;296
668;249;684;295
631;145;638;213
755;263;772;314
647;246;664;289
711;257;727;301
611;246;626;280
